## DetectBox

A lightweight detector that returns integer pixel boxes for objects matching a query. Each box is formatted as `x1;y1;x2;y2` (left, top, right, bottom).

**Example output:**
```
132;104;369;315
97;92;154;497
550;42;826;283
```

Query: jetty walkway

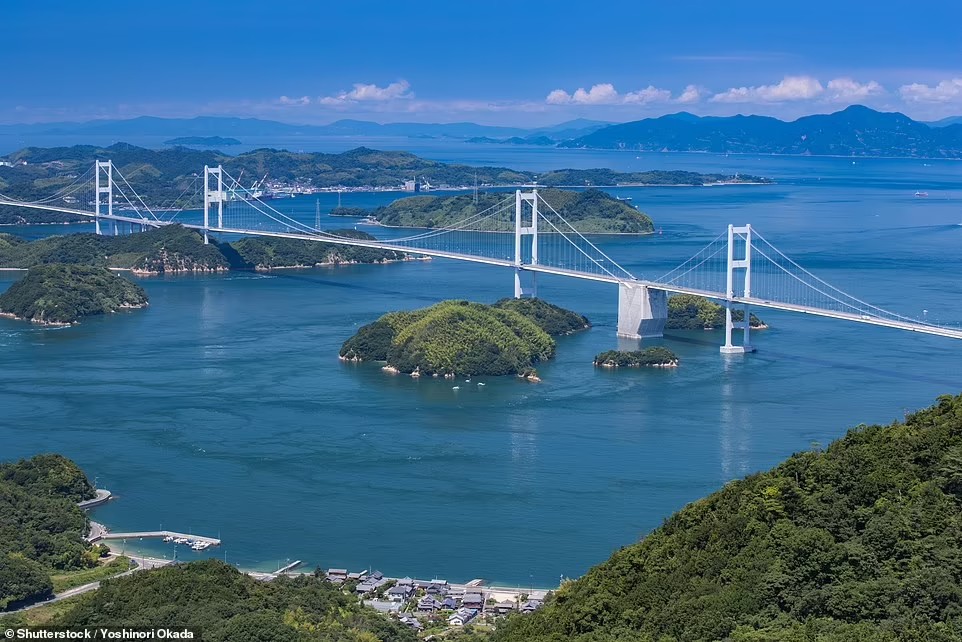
91;530;221;546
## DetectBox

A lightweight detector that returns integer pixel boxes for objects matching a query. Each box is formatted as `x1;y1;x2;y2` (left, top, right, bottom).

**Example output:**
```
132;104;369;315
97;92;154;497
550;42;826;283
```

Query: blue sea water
2;147;962;585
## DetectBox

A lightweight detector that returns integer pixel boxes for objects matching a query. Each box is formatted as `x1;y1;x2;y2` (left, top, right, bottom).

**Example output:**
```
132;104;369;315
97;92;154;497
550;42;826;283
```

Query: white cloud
546;83;682;106
624;85;672;104
676;85;703;104
278;95;311;106
711;76;824;103
318;80;413;105
898;78;962;103
825;78;884;101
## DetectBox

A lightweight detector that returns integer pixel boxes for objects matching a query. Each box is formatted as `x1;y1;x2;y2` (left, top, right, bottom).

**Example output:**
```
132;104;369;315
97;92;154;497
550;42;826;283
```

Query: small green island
667;293;766;330
334;188;655;234
163;136;241;146
0;264;148;325
593;347;679;368
340;298;589;378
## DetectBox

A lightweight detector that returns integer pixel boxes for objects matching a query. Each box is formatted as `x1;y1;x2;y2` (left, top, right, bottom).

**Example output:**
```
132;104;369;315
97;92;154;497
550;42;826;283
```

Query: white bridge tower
721;224;755;354
94;160;112;236
203;165;226;245
513;189;538;298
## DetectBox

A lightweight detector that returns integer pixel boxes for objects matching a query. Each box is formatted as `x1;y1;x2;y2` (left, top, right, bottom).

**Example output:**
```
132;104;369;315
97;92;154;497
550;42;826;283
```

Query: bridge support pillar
203;165;225;245
720;223;755;354
514;269;537;298
617;283;667;339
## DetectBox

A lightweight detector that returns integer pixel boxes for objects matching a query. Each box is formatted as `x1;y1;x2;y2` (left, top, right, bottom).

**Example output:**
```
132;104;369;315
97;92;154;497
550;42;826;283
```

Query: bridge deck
3;203;960;341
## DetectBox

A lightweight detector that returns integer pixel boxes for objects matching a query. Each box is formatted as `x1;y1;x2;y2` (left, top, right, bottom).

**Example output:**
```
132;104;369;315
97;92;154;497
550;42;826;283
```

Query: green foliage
495;393;962;642
0;555;53;610
231;230;403;269
492;297;591;335
667;294;765;330
340;298;587;376
0;225;227;273
0;264;147;324
371;188;653;234
0;455;101;610
389;302;554;377
0;454;95;502
534;167;771;186
51;559;417;642
593;347;678;367
51;556;130;593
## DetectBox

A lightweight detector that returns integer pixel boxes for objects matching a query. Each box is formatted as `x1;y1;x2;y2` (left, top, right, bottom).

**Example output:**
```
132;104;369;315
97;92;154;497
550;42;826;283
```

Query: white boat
915;191;929;198
162;536;174;543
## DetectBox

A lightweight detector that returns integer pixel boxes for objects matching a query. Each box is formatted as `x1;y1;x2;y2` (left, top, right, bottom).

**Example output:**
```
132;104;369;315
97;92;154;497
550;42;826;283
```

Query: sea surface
2;145;962;586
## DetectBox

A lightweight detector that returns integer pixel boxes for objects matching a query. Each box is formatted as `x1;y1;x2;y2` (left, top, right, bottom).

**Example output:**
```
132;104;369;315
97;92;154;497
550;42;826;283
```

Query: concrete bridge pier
617;282;667;339
514;268;538;298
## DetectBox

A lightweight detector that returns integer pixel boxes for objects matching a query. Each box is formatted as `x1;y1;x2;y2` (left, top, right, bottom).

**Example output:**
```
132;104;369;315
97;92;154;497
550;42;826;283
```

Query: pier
91;530;221;546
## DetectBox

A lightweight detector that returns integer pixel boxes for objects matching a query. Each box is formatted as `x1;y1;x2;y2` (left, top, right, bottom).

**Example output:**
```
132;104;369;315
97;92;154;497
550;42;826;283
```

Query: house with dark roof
521;599;543;612
462;592;484;610
448;607;478;626
441;597;457;610
417;595;442;612
386;584;414;602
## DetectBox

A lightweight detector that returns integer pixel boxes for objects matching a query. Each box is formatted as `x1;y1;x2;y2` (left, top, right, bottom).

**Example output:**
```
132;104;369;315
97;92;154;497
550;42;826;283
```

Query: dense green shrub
495;394;962;642
593;347;678;367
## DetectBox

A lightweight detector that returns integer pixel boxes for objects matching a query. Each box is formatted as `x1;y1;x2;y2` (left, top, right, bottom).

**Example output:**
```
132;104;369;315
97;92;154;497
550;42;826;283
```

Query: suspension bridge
2;159;960;352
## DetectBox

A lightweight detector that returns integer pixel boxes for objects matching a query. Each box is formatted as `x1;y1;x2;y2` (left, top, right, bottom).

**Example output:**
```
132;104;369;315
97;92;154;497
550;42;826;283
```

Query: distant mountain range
3;107;962;158
562;105;962;158
0;116;610;142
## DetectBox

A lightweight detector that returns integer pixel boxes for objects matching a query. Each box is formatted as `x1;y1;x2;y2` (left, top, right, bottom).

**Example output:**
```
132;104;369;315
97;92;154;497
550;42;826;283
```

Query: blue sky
3;0;962;125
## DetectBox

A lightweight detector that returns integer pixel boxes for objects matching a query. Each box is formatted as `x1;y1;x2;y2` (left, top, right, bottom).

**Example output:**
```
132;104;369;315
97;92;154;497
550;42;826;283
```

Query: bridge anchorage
1;159;961;352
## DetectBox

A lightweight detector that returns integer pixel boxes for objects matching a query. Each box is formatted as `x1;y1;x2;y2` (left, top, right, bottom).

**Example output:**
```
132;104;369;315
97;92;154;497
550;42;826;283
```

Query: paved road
8;555;172;614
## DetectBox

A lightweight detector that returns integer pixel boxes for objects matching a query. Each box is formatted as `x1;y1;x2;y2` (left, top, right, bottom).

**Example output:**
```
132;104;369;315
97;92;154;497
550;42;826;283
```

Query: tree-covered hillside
0;264;148;324
363;188;654;234
0;226;404;272
495;393;962;642
36;560;417;642
0;455;101;610
340;298;588;377
667;294;765;330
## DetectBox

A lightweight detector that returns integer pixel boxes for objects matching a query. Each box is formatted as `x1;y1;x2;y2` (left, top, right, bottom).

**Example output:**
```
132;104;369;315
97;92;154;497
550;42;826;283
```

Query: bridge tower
617;283;668;339
203;165;226;245
94;160;113;236
721;224;755;354
514;190;538;298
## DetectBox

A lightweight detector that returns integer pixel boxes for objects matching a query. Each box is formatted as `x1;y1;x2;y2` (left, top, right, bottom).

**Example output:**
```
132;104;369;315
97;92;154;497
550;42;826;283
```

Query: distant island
0;225;407;273
163;136;241;146
561;104;962;158
594;347;678;368
667;294;766;330
0;144;771;225
0;264;147;325
340;298;589;378
335;188;655;234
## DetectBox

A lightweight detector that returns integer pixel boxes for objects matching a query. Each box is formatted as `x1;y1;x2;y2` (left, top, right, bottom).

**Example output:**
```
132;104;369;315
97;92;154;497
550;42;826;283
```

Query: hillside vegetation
360;188;654;234
495;393;962;642
594;347;678;367
0;264;148;324
0;144;769;225
1;559;417;642
0;226;403;272
0;455;101;610
340;298;588;377
668;294;765;330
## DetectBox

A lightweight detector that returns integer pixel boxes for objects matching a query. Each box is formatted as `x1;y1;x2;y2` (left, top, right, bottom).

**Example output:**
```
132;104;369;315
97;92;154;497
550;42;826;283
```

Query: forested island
340;298;589;378
0;264;148;325
163;136;241;146
593;347;678;368
0;454;109;610
0;144;771;224
335;188;655;234
667;293;766;330
0;225;406;273
494;392;962;641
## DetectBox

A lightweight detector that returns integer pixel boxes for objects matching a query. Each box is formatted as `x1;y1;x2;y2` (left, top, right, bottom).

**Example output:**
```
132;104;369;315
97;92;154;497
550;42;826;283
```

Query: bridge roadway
6;204;962;341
